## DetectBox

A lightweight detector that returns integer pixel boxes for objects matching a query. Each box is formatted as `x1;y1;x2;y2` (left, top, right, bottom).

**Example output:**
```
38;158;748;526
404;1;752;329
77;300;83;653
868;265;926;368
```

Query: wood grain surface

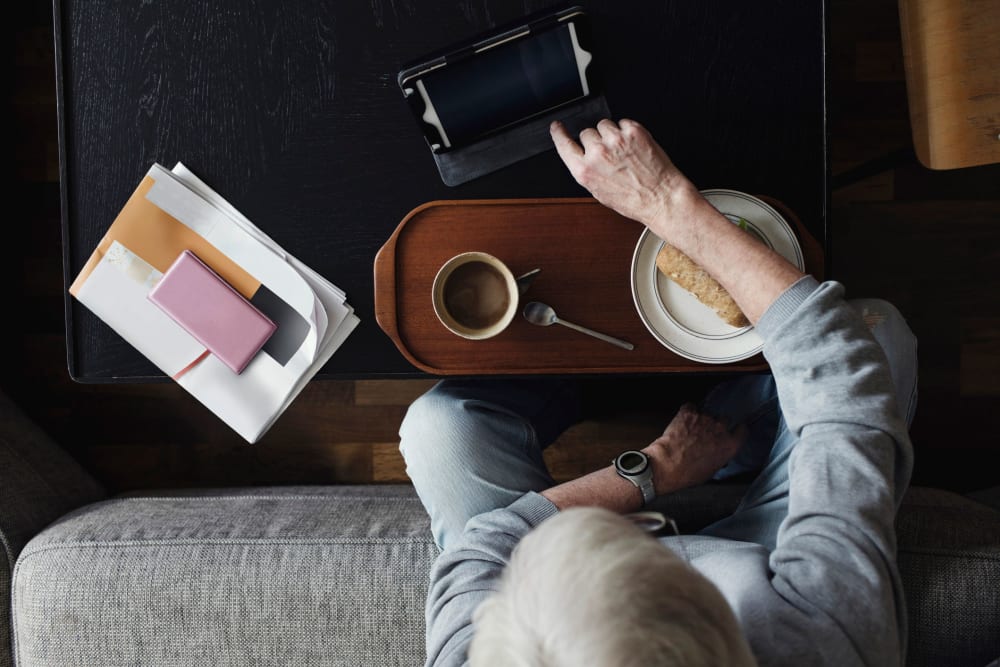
374;198;823;375
898;0;1000;169
55;0;828;380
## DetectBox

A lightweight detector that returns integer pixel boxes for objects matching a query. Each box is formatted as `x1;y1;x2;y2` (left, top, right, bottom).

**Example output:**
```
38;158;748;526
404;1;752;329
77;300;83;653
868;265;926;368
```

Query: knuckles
606;135;627;152
575;168;594;188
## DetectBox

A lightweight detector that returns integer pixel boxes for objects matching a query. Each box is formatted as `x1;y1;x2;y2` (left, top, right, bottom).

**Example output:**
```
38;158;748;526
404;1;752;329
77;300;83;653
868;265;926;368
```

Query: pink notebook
148;250;276;374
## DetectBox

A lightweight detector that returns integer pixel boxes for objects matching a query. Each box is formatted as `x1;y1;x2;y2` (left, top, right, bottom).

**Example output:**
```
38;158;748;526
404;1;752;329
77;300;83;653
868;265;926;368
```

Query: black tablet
398;5;600;154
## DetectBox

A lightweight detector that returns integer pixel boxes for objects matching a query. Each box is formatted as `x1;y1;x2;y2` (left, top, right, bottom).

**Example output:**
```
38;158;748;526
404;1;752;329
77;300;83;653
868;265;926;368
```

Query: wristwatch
613;450;656;506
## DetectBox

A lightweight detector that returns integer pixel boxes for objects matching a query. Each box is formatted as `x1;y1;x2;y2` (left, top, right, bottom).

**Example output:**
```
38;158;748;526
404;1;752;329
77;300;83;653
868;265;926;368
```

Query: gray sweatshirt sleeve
423;277;914;667
424;492;558;667
751;276;915;666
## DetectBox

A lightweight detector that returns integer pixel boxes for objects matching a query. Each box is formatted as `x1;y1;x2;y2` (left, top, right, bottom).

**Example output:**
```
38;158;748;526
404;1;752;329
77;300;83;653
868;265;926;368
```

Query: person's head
468;507;756;667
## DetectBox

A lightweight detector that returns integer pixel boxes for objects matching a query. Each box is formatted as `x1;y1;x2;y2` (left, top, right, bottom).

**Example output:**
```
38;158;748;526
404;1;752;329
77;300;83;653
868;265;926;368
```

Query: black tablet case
398;6;610;187
432;95;610;186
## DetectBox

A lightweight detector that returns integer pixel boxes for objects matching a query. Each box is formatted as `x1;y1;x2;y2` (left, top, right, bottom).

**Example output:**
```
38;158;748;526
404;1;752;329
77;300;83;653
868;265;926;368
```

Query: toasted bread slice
655;244;749;328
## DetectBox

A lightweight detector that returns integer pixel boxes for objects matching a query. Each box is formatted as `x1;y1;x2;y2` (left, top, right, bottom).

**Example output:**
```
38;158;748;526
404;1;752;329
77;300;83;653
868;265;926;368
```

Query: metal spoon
523;301;634;351
515;268;541;296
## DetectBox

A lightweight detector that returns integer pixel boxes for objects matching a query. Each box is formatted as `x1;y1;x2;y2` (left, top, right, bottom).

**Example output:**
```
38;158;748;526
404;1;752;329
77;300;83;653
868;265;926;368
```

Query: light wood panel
898;0;1000;169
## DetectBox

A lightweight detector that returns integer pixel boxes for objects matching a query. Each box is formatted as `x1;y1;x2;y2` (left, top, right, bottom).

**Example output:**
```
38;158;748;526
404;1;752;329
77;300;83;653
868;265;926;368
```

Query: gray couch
2;387;999;667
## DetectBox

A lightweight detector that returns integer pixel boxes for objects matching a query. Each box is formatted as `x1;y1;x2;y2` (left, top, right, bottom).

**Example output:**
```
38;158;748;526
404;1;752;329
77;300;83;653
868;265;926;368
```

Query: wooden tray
374;198;824;375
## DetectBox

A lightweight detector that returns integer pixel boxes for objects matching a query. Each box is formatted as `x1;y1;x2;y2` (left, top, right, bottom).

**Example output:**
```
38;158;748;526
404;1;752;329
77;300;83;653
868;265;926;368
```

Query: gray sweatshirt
424;277;915;666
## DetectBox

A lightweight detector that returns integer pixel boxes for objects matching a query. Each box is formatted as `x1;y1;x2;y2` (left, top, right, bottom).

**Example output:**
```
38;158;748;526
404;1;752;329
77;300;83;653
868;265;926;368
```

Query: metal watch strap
636;476;655;506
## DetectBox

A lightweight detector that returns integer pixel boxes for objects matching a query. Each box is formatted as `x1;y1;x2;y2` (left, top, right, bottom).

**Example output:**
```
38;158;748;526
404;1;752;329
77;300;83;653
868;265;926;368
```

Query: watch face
617;451;647;475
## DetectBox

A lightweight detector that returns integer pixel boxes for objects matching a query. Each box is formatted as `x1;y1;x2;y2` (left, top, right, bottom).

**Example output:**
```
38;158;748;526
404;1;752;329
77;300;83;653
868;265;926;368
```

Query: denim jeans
400;299;918;550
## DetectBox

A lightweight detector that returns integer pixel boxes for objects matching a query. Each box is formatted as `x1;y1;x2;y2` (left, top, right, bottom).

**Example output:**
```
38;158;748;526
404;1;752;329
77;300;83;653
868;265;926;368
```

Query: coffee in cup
432;252;519;340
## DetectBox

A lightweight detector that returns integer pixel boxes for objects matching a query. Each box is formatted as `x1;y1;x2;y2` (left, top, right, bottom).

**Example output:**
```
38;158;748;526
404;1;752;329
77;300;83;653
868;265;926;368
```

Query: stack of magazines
69;163;359;443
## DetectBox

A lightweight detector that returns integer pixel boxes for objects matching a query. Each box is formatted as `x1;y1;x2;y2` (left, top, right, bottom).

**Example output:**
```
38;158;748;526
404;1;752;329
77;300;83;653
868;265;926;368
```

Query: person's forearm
539;443;685;512
541;465;642;512
649;188;804;325
548;119;804;322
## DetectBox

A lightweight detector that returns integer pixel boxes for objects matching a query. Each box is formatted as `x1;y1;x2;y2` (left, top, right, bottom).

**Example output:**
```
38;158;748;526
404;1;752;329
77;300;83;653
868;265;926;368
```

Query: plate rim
630;189;804;363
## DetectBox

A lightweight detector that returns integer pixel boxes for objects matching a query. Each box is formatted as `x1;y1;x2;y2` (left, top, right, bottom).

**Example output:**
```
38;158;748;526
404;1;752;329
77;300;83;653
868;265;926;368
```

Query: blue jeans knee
398;380;559;549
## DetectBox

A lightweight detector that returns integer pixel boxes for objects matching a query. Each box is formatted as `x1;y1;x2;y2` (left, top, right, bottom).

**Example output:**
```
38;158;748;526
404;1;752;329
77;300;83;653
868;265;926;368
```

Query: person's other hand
550;118;698;230
642;403;745;495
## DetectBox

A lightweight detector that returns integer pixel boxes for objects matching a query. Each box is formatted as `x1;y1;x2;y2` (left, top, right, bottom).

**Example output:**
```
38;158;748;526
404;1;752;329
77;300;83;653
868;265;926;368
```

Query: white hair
468;507;757;667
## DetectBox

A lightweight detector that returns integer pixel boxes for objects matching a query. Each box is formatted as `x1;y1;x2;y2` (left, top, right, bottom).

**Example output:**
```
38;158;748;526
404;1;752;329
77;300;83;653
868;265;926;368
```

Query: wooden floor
10;1;999;495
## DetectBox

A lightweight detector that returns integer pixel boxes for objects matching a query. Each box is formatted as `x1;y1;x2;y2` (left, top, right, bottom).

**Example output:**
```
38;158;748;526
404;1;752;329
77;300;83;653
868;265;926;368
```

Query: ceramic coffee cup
432;252;519;340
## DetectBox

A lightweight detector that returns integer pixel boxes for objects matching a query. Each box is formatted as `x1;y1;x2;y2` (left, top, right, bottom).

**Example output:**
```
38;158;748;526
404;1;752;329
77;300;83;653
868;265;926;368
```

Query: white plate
630;189;804;363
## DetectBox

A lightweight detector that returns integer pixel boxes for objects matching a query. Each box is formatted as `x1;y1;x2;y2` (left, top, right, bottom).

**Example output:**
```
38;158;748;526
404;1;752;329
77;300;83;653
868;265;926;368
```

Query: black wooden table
56;0;828;381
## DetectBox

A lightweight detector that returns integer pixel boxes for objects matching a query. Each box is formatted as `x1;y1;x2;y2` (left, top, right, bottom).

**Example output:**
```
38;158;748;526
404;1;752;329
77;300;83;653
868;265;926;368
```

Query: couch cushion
13;486;436;667
10;483;747;666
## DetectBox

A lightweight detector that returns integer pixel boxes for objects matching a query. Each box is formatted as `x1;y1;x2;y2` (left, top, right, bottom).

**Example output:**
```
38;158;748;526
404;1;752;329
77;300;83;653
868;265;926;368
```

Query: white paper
76;245;205;377
72;163;359;443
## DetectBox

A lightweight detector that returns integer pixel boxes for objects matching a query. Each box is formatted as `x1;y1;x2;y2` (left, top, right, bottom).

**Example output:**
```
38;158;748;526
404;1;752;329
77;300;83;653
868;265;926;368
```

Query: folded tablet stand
431;95;612;186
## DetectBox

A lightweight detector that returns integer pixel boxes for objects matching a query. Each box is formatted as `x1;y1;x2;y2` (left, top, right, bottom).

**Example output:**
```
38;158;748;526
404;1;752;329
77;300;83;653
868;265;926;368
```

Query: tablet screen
420;23;589;147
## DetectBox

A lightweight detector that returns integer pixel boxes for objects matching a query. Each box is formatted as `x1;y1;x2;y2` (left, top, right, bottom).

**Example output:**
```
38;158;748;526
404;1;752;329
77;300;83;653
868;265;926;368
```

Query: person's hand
549;118;699;230
551;117;805;325
642;403;746;495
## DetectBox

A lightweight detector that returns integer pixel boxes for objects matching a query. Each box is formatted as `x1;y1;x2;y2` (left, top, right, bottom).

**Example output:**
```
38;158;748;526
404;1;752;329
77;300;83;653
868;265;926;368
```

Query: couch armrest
897;488;1000;667
12;486;434;666
0;388;105;667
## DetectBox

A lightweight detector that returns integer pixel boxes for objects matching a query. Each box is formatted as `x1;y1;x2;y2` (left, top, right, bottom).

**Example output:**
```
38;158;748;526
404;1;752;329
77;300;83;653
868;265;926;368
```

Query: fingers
674;401;743;434
662;402;697;436
579;127;603;152
597;118;649;140
596;118;622;141
553;117;636;158
619;118;646;135
549;120;584;165
677;402;698;416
